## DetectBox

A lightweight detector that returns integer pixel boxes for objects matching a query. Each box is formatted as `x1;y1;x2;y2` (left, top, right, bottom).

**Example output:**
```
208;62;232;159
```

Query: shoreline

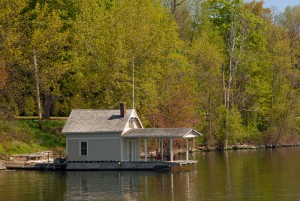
1;145;300;171
196;143;300;152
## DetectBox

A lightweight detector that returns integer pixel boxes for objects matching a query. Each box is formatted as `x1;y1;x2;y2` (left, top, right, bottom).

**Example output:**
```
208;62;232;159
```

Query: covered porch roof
122;128;201;138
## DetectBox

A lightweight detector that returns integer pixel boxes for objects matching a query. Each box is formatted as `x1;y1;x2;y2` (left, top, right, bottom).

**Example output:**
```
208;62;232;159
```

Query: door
127;140;136;161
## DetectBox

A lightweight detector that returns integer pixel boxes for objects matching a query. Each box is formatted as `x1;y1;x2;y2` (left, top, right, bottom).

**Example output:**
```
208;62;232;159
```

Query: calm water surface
1;147;300;201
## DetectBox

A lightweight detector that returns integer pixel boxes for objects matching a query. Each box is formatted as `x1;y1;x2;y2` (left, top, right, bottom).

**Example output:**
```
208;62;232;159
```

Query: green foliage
0;144;4;154
24;96;37;116
0;0;300;149
214;105;245;147
228;107;246;143
0;120;65;154
214;105;227;147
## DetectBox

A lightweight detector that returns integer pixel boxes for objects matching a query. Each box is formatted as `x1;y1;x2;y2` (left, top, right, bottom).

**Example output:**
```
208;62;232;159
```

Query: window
80;141;88;156
129;118;134;128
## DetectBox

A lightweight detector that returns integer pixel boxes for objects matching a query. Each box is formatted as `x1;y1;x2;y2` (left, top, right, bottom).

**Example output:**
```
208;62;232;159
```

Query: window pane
81;141;87;148
81;141;87;156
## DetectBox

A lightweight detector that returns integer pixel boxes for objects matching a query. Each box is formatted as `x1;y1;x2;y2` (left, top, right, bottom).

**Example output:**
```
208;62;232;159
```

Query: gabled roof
62;109;135;133
123;128;201;138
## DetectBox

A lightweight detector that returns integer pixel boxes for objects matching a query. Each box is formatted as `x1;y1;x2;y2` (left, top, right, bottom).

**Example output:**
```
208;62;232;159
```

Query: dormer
123;109;143;133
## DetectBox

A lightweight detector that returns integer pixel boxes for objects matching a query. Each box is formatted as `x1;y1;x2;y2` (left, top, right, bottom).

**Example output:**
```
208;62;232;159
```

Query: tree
0;0;28;115
69;0;196;128
264;23;297;144
277;6;300;71
19;2;70;120
189;30;224;146
207;0;269;148
33;49;43;129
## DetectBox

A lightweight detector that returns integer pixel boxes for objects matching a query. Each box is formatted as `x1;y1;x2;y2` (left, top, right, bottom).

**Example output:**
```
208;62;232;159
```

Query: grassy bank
0;119;65;155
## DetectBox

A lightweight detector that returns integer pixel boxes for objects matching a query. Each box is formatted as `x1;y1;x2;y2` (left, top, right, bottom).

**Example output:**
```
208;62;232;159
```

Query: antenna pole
132;57;135;109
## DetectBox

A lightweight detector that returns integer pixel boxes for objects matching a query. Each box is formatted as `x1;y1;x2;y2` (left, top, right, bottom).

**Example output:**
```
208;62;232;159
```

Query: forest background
0;0;300;153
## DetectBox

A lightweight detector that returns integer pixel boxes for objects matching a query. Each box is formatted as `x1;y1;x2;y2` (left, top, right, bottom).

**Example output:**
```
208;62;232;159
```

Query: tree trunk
33;49;42;130
222;64;229;150
43;93;55;119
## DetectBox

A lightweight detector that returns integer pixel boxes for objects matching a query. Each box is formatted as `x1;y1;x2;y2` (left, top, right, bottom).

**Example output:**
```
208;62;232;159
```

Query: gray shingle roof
62;109;134;133
123;128;201;138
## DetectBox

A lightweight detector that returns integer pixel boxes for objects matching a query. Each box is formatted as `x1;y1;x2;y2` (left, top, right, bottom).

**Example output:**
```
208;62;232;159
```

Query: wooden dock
3;159;197;171
171;160;198;165
66;160;198;171
3;152;67;171
4;162;66;171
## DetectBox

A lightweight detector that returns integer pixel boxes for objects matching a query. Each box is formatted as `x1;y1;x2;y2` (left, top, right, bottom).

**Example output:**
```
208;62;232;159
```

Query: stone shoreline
197;143;300;151
0;162;6;170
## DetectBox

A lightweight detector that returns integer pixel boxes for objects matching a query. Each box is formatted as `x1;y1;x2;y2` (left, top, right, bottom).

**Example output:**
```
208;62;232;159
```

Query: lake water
1;147;300;201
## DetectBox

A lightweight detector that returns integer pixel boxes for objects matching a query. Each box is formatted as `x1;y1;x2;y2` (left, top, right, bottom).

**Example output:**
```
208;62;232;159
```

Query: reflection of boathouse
62;103;201;170
66;170;196;200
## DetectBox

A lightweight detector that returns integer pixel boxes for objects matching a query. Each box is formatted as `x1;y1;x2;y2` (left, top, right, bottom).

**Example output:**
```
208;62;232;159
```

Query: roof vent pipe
120;102;126;118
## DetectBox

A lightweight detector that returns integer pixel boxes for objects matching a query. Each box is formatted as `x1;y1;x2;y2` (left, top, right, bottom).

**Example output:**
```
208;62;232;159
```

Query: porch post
120;138;123;161
144;138;147;161
170;138;173;162
158;139;160;152
193;138;195;151
186;138;189;161
161;138;164;161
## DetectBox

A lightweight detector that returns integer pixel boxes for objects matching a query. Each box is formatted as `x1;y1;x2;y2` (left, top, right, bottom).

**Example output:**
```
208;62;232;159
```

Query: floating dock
3;160;197;171
4;162;66;171
66;160;198;171
2;151;198;171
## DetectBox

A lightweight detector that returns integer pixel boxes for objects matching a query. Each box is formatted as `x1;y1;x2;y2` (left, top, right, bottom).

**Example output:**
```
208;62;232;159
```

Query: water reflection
1;148;300;201
0;171;67;201
197;148;300;201
225;151;233;201
65;169;198;201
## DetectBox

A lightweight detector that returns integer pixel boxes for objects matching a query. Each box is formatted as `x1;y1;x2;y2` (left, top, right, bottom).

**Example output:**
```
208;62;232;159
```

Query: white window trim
80;141;88;156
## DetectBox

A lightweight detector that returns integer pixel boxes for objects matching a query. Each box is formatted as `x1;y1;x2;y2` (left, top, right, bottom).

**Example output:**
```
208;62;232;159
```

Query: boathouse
62;103;201;170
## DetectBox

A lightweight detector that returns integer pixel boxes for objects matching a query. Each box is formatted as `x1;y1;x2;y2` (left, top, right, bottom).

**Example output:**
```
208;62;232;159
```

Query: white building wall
66;133;121;161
